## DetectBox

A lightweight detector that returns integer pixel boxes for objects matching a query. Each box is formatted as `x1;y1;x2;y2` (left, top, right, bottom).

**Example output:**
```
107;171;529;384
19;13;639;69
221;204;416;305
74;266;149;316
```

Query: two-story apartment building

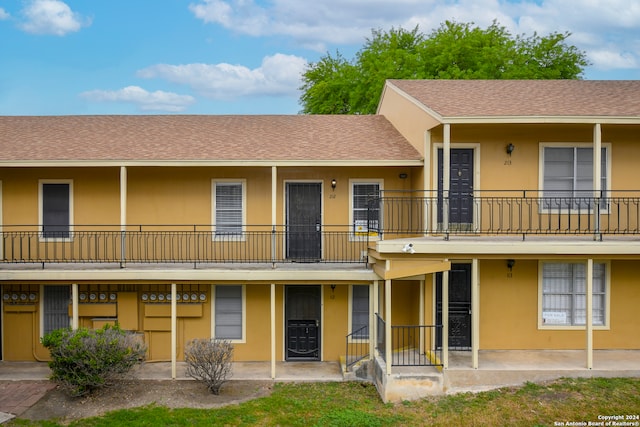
1;80;639;401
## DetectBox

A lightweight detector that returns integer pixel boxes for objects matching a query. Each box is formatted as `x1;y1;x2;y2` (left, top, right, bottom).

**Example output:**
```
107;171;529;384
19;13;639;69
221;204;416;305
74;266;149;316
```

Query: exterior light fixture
331;178;337;191
402;243;415;254
506;143;515;155
507;259;516;271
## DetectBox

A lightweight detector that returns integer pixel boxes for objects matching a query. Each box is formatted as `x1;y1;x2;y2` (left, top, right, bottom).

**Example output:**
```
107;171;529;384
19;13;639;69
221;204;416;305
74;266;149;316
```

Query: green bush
184;338;233;394
41;324;146;396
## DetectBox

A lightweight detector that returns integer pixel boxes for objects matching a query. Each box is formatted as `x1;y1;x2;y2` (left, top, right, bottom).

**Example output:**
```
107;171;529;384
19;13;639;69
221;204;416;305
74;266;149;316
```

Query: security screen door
286;183;322;261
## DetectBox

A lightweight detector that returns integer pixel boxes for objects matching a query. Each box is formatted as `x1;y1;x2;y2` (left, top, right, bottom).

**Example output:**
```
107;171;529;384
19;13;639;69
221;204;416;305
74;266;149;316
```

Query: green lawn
11;377;640;427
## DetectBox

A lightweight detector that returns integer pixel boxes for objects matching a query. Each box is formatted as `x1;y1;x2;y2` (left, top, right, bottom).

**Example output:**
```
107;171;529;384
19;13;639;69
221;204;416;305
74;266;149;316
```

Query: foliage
184;338;234;395
41;324;146;397
300;21;590;114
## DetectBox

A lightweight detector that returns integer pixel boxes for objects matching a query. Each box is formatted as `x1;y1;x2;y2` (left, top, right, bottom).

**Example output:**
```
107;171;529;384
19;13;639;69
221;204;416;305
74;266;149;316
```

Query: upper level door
286;182;322;261
438;148;474;226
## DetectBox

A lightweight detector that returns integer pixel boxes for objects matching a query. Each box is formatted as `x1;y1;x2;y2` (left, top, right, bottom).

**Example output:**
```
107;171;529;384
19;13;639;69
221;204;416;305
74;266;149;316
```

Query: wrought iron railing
374;314;443;367
345;325;369;369
0;225;369;265
369;190;640;240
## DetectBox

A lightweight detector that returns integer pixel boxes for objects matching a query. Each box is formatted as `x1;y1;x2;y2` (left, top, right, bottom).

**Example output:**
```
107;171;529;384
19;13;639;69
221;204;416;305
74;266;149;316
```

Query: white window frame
349;179;383;241
538;143;611;214
538;260;610;330
38;179;74;242
211;284;246;343
348;284;370;341
212;179;246;240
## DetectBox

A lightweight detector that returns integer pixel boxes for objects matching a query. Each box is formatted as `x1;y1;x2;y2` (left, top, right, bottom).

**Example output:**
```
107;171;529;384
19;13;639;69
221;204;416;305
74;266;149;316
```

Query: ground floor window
213;285;245;342
541;262;607;327
42;285;70;335
350;285;369;338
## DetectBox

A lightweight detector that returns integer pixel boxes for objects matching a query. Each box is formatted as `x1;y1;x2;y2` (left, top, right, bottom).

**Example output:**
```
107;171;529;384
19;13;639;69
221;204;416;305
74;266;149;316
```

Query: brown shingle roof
388;80;640;119
0;115;421;163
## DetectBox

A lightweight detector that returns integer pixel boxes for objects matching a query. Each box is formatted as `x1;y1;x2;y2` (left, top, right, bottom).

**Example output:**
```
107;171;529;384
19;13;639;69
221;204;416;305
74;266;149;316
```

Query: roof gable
387;80;640;120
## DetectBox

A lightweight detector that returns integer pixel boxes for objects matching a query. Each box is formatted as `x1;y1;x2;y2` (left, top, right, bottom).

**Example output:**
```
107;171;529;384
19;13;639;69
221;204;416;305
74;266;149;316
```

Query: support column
270;283;276;379
443;124;451;235
471;259;480;369
419;279;425;354
586;259;593;369
119;166;127;267
384;279;392;375
370;281;378;359
593;124;602;238
71;283;79;330
171;283;177;379
271;166;277;266
442;270;449;369
424;131;431;235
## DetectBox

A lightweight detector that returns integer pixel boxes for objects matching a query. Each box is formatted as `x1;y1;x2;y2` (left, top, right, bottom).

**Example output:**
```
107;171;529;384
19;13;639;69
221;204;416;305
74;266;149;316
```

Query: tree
300;21;589;114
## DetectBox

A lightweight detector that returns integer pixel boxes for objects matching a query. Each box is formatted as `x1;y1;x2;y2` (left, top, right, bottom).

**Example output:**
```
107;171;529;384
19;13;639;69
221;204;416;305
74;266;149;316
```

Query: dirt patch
18;379;274;423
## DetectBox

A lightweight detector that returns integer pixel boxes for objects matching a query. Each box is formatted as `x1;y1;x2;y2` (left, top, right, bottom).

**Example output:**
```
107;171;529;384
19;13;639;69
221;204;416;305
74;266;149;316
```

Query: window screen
215;285;243;340
353;183;380;233
42;183;70;238
351;285;369;338
215;183;243;235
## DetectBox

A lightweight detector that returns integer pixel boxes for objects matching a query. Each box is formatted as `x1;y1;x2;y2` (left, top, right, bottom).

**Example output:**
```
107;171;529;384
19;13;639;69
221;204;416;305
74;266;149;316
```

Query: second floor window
213;181;244;236
40;181;72;239
542;146;608;210
352;182;380;236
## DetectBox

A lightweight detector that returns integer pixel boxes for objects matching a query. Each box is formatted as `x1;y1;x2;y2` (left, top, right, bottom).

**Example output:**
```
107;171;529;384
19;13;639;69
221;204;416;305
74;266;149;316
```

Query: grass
9;377;640;426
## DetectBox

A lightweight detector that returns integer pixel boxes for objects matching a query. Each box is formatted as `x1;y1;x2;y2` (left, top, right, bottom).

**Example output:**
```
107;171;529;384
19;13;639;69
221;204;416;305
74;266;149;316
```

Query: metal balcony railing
345;325;369;369
368;190;640;240
0;225;369;265
374;314;443;367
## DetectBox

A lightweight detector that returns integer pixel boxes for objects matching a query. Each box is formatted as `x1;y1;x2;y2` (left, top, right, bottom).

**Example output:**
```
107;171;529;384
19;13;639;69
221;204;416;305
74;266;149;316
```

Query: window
540;262;607;327
39;181;73;239
351;181;381;236
213;181;245;236
42;285;70;335
351;285;369;338
213;285;244;341
542;146;607;209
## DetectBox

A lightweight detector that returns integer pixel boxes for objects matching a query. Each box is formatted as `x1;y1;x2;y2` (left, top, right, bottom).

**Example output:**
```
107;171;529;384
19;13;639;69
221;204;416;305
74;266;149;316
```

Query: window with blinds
352;182;380;235
43;285;70;335
351;285;369;338
214;182;244;236
541;262;606;326
214;285;243;340
41;182;71;239
543;147;607;210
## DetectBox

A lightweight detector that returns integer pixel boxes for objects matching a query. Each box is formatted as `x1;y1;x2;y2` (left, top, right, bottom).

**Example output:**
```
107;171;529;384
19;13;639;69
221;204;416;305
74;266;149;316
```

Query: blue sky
0;0;638;115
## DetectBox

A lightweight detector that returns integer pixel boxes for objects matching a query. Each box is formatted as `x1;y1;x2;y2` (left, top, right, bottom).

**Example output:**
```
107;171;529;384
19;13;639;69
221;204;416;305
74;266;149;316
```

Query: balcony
370;190;640;240
0;225;369;266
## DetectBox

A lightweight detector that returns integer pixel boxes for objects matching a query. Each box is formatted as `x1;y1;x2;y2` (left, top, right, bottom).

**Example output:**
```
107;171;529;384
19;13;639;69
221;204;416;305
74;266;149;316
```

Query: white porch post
443;124;451;234
271;166;277;266
270;283;276;379
119;166;127;266
471;259;480;369
385;279;392;375
442;270;449;369
593;124;602;238
586;259;594;369
419;279;425;354
370;281;378;359
171;283;177;379
424;131;431;235
71;283;79;330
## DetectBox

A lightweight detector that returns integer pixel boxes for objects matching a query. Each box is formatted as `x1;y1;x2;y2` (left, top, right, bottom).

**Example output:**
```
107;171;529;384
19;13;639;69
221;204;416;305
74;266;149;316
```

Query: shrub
184;338;233;395
41;324;146;397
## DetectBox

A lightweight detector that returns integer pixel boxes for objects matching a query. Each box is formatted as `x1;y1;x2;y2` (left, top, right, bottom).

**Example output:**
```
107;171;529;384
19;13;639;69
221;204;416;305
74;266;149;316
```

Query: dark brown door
285;286;321;360
436;264;472;349
286;183;322;260
438;149;474;225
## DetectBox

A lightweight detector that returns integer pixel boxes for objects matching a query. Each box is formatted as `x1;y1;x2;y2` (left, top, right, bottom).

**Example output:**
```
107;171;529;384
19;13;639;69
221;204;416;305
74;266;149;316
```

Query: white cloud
0;8;10;20
137;53;307;99
80;86;196;112
20;0;90;36
188;0;640;73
